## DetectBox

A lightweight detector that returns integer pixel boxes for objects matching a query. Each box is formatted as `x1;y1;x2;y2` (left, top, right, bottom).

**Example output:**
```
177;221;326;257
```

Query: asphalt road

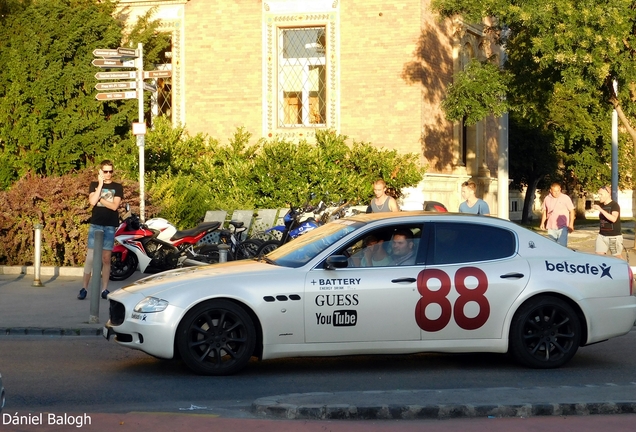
1;328;635;416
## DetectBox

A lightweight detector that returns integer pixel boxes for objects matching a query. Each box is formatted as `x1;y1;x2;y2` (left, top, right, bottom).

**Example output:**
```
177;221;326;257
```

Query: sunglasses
102;170;113;174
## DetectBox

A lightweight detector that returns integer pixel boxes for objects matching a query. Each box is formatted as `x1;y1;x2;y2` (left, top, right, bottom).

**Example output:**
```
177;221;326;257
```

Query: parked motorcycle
109;209;222;281
255;202;324;256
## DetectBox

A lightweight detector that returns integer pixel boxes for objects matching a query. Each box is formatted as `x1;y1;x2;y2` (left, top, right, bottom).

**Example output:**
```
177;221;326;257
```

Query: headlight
134;297;169;313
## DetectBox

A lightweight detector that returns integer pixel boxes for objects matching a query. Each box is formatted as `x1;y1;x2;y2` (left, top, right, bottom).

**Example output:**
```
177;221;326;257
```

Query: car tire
509;296;581;369
176;300;256;375
109;251;138;281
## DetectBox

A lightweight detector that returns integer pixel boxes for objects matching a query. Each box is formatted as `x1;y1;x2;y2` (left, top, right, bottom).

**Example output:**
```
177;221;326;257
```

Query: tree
508;114;558;223
432;0;636;193
0;0;170;189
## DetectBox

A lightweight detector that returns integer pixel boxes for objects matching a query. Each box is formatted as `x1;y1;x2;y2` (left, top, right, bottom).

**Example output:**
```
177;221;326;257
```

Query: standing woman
370;179;399;213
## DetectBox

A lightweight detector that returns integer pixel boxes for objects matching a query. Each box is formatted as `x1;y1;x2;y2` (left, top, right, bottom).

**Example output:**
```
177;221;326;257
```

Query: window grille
278;27;326;127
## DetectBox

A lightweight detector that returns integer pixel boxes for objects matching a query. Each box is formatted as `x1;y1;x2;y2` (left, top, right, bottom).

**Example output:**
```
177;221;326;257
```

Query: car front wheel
176;300;256;375
509;296;581;369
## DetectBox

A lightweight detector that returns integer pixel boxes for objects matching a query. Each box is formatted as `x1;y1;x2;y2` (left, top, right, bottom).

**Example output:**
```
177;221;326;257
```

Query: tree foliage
432;0;636;191
0;0;170;189
442;59;510;126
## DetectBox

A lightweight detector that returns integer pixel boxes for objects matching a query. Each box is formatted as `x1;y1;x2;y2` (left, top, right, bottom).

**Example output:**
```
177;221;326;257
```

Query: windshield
265;220;363;267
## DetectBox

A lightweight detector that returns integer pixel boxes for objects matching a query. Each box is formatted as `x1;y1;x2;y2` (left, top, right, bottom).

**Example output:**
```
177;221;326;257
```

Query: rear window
432;222;516;265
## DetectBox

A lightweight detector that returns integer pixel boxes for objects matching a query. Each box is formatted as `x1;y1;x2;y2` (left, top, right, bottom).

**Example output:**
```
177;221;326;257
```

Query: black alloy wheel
176;300;256;375
509;296;581;369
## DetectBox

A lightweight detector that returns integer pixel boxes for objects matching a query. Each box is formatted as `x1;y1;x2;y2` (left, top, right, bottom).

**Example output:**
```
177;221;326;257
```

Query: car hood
119;259;286;297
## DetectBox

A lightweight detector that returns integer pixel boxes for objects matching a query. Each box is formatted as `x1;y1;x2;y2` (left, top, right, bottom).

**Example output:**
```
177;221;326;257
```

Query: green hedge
113;118;427;227
0;121;426;265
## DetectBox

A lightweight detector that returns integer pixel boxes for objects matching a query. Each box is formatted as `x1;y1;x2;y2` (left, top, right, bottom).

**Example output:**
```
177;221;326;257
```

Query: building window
278;26;326;128
510;199;519;212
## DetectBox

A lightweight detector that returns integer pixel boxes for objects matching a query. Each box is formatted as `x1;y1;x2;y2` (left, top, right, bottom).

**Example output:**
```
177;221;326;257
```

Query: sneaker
101;289;110;300
77;288;87;300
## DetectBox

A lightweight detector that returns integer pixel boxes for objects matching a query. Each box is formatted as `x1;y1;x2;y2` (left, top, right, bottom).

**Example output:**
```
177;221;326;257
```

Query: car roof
347;212;513;226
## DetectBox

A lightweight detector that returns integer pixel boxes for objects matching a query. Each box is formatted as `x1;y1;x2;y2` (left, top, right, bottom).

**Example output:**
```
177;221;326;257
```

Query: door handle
391;278;416;283
500;273;524;279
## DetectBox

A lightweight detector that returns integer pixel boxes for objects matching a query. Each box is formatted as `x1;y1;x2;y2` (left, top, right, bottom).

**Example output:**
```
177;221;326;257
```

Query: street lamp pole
135;42;146;222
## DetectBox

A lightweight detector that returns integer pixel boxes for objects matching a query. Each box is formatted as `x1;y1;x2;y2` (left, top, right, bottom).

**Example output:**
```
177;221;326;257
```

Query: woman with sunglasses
592;185;624;259
78;160;124;300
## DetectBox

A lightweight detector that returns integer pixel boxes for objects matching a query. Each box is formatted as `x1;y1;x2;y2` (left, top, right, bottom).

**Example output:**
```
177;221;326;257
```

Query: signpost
92;59;136;68
92;43;172;221
95;91;137;101
92;49;120;57
143;82;157;92
95;71;137;80
117;47;138;57
143;70;172;79
95;81;137;91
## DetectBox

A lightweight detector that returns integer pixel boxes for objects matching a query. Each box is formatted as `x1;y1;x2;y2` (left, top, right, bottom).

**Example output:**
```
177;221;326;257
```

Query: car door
304;224;425;343
416;221;530;340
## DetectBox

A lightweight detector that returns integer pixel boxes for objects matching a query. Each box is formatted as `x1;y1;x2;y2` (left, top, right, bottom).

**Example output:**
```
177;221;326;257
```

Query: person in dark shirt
77;160;124;300
592;185;623;259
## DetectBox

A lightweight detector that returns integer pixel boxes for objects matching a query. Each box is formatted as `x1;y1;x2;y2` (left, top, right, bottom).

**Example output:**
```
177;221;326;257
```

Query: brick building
120;0;507;215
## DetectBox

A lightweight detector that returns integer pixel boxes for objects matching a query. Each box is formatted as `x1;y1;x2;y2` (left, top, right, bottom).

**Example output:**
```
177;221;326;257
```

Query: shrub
0;170;155;266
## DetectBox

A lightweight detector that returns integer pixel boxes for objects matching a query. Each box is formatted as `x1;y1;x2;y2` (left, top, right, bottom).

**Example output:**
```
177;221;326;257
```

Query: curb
251;395;636;420
0;327;102;337
0;266;84;277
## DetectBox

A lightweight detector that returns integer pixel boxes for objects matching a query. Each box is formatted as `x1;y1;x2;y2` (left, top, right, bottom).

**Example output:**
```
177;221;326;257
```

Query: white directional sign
95;81;137;91
95;91;137;101
117;47;138;57
92;59;135;68
92;48;121;57
143;82;158;92
95;71;137;80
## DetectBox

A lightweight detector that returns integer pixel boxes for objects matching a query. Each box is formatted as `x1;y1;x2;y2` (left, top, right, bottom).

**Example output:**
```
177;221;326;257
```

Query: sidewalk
0;222;635;424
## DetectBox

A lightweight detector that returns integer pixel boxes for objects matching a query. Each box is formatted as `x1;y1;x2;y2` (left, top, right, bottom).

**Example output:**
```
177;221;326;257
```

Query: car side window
431;222;516;265
339;225;423;268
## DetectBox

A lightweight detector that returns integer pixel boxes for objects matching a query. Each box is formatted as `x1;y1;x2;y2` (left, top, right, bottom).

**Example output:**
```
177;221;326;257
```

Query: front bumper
103;299;183;360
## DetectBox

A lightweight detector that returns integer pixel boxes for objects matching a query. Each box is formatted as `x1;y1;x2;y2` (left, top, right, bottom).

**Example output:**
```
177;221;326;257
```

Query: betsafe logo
545;260;612;279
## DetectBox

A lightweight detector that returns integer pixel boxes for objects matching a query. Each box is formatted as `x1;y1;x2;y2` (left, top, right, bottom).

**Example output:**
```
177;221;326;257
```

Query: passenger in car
360;234;391;267
390;229;416;265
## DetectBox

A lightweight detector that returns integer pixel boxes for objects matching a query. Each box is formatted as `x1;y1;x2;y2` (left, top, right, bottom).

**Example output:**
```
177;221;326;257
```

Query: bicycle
210;220;262;262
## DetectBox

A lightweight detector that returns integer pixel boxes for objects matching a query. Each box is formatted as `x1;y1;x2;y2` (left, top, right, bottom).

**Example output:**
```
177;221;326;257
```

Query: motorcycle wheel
235;239;263;260
196;245;235;264
256;240;282;256
109;251;139;281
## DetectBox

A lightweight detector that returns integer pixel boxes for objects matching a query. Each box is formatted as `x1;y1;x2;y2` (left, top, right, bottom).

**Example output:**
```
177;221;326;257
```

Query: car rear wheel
509;296;581;369
176;300;256;375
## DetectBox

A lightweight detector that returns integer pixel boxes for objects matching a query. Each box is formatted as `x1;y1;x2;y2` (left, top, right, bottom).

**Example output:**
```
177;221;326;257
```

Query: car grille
109;300;126;326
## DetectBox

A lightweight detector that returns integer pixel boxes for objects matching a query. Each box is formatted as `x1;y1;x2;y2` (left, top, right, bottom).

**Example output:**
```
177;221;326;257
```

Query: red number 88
415;267;490;332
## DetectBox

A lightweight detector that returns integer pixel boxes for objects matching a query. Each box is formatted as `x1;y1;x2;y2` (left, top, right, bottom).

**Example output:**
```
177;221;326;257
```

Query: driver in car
390;229;416;266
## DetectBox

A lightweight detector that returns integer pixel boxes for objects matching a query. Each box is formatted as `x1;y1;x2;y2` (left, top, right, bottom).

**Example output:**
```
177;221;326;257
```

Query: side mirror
325;255;348;270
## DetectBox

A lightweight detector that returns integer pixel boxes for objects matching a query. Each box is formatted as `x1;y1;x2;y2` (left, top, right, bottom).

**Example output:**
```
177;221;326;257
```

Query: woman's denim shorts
87;224;116;251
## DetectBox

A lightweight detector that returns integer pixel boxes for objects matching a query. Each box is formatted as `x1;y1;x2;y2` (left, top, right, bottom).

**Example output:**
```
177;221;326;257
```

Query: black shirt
599;200;621;236
89;181;123;227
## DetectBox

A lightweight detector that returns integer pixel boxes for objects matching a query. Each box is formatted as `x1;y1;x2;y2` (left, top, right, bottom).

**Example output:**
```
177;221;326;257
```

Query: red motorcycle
109;210;221;281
